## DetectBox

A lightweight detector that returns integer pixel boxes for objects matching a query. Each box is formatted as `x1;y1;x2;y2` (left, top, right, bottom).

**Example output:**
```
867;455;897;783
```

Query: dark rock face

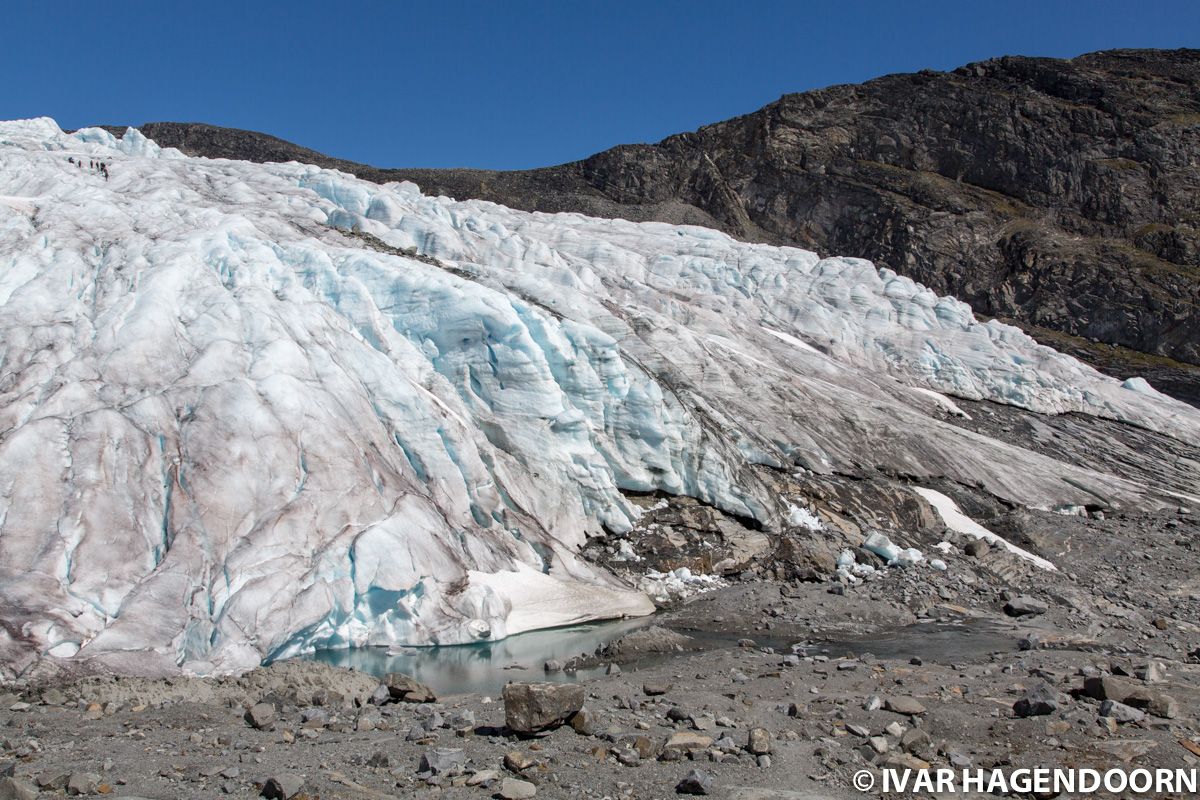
104;48;1200;403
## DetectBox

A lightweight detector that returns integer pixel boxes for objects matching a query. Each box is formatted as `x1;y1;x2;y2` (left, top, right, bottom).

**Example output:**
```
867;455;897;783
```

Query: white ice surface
465;564;652;639
0;117;1192;674
911;487;1057;571
908;387;972;419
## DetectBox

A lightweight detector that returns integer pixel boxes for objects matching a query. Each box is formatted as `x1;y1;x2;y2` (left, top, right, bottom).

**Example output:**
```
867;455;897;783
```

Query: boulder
384;672;436;703
498;778;537;799
883;697;926;716
746;727;772;755
419;748;465;776
244;702;276;731
569;706;597;735
1083;676;1178;718
663;731;714;758
66;773;100;796
1099;699;1145;724
676;769;714;795
1013;682;1064;717
1003;596;1048;617
502;682;585;733
261;774;304;800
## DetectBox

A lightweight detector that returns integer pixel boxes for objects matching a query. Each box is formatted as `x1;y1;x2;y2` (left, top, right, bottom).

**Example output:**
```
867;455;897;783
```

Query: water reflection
304;616;654;696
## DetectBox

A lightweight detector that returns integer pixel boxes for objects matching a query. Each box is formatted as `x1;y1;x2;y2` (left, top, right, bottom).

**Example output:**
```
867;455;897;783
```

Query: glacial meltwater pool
298;616;1017;697
302;617;656;696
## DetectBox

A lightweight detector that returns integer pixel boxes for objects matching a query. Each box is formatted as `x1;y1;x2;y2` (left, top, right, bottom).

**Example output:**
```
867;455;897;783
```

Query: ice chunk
1121;377;1159;395
788;504;823;531
638;568;724;603
893;547;924;568
862;532;922;568
862;532;902;564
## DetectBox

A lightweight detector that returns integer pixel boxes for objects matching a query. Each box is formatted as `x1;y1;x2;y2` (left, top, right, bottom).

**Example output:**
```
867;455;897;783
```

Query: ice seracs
0;117;1197;675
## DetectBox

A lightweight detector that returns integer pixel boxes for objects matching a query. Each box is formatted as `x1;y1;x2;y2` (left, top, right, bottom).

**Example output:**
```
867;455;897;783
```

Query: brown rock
383;672;436;703
502;683;586;733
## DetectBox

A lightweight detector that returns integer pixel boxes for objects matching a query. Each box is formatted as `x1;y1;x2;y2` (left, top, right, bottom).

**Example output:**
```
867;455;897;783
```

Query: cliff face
111;48;1200;402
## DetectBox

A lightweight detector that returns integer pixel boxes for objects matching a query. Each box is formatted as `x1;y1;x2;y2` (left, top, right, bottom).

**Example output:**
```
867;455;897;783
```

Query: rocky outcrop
108;49;1200;403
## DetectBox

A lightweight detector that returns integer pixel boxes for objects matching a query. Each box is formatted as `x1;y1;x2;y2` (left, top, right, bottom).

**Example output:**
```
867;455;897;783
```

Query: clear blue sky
3;1;1196;169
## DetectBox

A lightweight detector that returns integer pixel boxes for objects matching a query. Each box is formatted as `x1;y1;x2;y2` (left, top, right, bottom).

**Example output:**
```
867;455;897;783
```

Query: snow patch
909;386;972;419
911;487;1057;571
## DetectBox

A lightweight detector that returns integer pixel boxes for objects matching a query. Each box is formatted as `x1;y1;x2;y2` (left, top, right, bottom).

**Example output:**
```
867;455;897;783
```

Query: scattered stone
504;751;536;773
616;749;641;767
543;660;563;673
0;777;37;800
883;697;926;716
1003;596;1048;617
1099;699;1146;724
667;705;693;724
901;728;933;756
1013;682;1063;717
643;683;672;696
244;702;276;731
1018;632;1043;651
963;539;988;557
746;727;772;755
448;708;476;730
503;683;585;733
260;773;304;800
569;706;597;736
664;732;714;758
1083;676;1179;718
1137;662;1166;683
1096;739;1158;762
420;747;466;776
498;777;537;799
868;736;890;754
883;753;931;771
467;770;500;786
676;769;714;795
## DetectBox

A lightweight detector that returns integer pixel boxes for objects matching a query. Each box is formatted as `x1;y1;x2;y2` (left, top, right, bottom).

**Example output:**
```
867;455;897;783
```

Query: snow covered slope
1;118;1198;675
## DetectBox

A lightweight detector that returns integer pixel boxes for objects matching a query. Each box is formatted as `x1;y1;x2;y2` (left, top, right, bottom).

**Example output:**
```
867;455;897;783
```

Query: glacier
1;117;1199;676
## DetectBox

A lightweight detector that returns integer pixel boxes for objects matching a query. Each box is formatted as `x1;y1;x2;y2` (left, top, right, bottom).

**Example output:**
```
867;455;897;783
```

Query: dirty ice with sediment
0;117;1197;677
